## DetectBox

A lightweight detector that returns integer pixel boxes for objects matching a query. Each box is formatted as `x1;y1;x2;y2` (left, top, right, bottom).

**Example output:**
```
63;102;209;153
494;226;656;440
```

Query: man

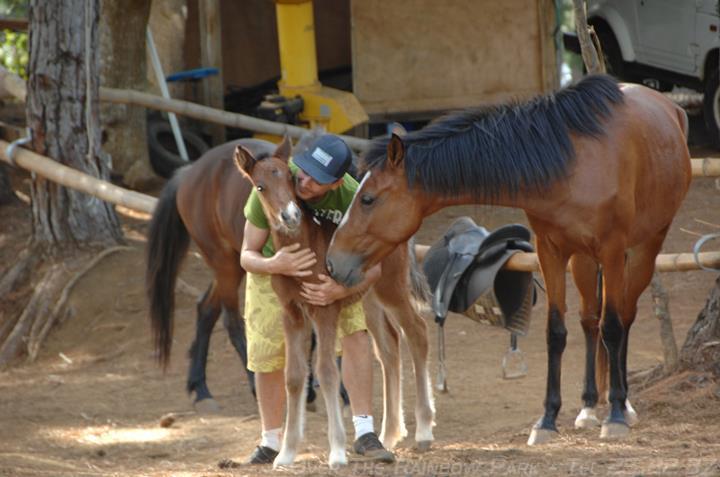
240;134;394;464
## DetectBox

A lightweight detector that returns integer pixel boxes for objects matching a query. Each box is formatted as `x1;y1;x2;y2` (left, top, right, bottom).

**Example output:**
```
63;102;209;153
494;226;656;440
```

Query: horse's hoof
272;450;296;468
328;449;347;468
527;427;558;445
416;440;432;452
600;421;630;440
624;400;639;427
574;407;601;429
379;432;400;450
193;398;221;414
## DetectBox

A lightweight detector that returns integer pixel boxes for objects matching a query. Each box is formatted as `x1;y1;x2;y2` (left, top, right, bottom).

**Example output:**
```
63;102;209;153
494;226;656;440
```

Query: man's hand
300;273;347;306
271;243;317;277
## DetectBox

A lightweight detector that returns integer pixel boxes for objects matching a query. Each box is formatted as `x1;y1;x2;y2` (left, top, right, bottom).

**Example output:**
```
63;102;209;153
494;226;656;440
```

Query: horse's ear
233;145;256;176
389;122;407;137
387;133;405;168
274;135;292;162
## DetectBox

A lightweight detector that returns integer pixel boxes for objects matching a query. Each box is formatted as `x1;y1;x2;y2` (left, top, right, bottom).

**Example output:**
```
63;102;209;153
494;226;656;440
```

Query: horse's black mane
362;74;624;200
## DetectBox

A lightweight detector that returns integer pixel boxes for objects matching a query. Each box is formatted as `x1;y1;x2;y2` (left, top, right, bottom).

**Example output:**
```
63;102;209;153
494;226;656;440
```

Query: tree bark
681;276;720;377
572;0;605;75
26;0;122;249
0;164;17;205
99;0;156;189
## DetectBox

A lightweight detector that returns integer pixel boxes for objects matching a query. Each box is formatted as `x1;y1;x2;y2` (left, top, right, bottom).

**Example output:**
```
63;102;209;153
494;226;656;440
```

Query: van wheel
703;69;720;149
147;120;209;178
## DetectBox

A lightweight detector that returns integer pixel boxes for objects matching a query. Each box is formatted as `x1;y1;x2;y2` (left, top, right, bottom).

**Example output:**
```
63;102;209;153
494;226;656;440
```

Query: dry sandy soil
0;140;719;477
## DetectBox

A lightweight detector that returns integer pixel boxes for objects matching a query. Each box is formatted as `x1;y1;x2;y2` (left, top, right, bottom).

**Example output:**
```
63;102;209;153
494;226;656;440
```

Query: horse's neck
423;190;537;215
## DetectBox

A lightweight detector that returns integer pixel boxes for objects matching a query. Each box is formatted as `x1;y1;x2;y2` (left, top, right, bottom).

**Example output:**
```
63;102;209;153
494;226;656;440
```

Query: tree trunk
681;276;720;377
26;0;122;248
99;0;156;189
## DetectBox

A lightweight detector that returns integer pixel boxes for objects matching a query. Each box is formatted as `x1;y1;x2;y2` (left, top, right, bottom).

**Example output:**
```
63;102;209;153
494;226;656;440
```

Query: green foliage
0;0;28;78
0;29;28;78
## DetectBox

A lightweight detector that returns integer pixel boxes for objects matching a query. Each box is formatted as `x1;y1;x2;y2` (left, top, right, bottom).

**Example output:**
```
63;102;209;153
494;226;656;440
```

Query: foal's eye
256;184;264;192
360;194;375;206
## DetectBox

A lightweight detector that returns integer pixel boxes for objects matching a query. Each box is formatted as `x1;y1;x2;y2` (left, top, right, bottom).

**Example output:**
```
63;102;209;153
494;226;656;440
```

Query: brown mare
326;75;692;444
146;137;434;467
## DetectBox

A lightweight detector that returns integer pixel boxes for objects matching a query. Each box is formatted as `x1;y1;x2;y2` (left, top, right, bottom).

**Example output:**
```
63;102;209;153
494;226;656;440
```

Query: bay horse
146;136;434;466
326;75;691;444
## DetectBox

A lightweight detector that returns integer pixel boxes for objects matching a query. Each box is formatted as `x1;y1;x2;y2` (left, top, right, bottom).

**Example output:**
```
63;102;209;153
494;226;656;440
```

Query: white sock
352;415;374;440
260;427;282;451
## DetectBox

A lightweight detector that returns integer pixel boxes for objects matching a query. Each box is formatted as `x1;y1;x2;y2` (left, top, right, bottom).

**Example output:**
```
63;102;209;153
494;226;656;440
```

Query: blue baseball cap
293;134;352;184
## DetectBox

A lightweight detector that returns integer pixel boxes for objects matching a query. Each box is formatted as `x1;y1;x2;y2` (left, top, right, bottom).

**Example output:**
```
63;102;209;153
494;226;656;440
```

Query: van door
635;0;697;74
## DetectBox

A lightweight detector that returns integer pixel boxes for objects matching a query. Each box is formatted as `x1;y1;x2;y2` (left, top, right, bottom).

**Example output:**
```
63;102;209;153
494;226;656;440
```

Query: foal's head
234;136;302;234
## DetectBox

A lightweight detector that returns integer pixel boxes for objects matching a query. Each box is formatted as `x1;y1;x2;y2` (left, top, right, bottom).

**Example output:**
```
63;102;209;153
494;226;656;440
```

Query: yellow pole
275;0;320;91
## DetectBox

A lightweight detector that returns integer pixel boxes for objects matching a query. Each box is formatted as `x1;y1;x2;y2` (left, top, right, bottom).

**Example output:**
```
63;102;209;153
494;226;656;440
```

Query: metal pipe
146;27;189;161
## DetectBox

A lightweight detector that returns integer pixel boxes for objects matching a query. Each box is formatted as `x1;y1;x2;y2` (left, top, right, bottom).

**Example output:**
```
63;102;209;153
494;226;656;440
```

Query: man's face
295;167;341;201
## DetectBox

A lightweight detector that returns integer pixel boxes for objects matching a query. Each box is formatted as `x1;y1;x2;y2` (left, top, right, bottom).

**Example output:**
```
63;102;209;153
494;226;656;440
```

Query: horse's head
234;136;302;234
327;134;426;287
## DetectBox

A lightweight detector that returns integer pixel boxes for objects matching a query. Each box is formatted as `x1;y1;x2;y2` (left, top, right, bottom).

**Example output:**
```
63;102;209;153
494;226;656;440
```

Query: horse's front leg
528;238;570;445
598;243;632;439
312;307;347;468
274;304;310;468
569;254;602;429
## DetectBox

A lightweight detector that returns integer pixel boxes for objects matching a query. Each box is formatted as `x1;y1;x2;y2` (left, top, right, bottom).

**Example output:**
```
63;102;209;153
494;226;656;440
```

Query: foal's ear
274;135;292;162
387;133;405;168
233;145;256;176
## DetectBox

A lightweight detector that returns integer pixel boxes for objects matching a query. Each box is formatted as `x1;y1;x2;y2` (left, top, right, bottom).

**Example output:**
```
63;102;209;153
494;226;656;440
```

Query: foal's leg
362;294;406;449
187;282;222;407
274;304;310;467
312;307;347;468
570;254;602;429
374;285;434;450
528;237;570;445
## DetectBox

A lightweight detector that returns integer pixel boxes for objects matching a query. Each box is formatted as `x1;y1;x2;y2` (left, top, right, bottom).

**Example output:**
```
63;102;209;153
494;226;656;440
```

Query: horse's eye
360;194;374;206
256;184;264;192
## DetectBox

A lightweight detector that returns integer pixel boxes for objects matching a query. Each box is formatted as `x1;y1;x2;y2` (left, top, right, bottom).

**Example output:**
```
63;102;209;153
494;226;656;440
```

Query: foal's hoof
193;397;221;414
416;440;432;453
527;427;558;445
574;407;601;429
328;449;348;469
272;450;296;468
624;400;639;427
600;421;630;440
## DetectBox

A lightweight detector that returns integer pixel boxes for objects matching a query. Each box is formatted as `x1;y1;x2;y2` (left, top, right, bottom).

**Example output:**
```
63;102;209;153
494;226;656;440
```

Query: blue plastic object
166;67;219;82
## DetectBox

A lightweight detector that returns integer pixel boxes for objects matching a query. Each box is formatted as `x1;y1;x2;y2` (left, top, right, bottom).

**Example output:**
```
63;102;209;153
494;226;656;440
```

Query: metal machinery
257;0;368;137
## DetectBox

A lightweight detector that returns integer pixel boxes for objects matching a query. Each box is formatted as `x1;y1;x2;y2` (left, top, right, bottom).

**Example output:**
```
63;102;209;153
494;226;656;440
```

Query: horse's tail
407;237;431;304
146;172;191;369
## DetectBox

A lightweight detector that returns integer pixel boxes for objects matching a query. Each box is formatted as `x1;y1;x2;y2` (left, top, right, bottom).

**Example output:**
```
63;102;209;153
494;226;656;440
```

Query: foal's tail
146;172;191;369
407;237;432;305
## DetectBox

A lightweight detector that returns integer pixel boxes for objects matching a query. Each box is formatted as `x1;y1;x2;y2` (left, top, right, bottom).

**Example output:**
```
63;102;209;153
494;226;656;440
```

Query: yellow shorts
245;272;367;373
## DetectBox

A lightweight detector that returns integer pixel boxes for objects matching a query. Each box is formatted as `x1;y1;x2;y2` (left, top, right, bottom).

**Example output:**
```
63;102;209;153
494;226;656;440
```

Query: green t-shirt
244;159;359;257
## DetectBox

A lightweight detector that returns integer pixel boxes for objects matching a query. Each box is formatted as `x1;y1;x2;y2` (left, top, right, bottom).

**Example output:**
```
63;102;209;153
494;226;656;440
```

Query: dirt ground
1;137;720;477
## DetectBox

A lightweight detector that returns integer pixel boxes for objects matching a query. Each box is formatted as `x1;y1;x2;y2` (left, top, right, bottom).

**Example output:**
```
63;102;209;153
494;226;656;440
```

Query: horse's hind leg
274;305;310;468
220;267;256;397
363;294;406;449
187;283;222;409
615;227;671;430
570;254;602;429
312;309;347;468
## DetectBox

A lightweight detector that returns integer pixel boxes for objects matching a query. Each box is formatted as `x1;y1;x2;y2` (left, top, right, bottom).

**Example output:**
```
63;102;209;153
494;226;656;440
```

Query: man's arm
240;221;317;277
300;263;382;306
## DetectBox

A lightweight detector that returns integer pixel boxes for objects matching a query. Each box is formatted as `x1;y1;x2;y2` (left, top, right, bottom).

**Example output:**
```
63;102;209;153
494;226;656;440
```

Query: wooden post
198;0;225;146
572;0;604;75
651;273;679;372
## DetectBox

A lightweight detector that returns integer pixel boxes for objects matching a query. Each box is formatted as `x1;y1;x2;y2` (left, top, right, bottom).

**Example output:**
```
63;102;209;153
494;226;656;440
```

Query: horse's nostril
281;211;290;222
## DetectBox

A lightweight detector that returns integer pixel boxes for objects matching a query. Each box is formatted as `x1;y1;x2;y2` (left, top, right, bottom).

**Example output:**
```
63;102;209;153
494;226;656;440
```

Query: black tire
147;120;209;178
703;69;720;149
596;29;625;80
